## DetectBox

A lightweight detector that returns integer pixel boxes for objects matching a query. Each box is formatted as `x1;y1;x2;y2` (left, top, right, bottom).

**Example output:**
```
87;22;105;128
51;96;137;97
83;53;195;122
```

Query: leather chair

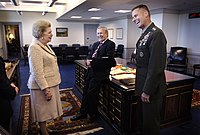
78;46;89;60
115;44;124;58
59;44;68;50
167;46;188;73
72;44;81;48
127;51;136;68
63;46;77;62
52;47;63;64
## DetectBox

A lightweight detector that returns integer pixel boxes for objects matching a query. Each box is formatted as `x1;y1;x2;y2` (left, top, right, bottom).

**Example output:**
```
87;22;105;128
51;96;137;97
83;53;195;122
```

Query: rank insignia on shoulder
152;27;156;31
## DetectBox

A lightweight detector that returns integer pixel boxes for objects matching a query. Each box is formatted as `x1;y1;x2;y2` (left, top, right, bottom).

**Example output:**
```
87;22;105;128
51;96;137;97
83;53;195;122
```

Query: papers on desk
112;73;136;80
110;65;136;75
110;68;127;75
112;74;136;86
110;64;136;86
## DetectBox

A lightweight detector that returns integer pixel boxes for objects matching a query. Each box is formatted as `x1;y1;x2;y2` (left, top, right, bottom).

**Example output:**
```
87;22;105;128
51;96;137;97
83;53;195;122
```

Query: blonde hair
32;20;51;38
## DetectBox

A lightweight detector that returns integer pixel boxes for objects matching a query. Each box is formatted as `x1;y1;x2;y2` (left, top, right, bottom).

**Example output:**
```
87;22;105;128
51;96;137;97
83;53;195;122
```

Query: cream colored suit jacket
27;39;61;90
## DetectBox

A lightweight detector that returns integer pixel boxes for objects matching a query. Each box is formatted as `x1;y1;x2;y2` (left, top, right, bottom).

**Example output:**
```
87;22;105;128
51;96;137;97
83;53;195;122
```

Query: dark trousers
0;101;12;132
136;96;162;135
80;70;108;117
0;115;10;132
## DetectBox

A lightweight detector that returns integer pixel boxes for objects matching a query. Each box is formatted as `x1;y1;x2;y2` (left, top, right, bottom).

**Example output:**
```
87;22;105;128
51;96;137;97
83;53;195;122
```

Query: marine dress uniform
135;22;167;135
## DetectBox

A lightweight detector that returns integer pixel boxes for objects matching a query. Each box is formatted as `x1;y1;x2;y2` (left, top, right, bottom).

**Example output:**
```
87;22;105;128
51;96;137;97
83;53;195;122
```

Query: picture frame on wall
108;28;114;39
116;28;123;39
56;28;68;37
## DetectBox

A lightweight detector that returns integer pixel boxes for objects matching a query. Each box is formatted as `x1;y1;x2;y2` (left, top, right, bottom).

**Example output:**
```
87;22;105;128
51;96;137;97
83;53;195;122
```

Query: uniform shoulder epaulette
152;27;157;31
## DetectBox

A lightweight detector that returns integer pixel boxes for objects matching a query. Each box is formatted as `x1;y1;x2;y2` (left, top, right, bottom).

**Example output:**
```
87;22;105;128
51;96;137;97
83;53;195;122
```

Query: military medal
140;52;144;57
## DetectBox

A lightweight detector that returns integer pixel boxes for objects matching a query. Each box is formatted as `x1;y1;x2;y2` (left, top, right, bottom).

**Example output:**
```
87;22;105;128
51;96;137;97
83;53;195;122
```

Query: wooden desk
74;59;195;135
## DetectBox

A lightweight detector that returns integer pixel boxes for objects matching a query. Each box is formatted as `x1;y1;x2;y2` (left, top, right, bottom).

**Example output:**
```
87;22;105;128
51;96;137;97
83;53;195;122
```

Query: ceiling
1;0;200;22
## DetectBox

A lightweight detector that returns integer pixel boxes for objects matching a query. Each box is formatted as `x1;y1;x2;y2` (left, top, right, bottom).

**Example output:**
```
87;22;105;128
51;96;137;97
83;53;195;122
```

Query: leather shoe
70;113;87;121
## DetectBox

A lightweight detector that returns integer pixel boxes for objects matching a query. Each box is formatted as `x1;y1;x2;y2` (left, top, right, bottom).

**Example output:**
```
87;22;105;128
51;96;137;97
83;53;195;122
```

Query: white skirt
30;85;63;123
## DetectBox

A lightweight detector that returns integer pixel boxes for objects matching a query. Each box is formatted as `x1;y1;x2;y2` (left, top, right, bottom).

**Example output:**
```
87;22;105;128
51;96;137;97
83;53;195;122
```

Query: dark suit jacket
89;39;116;80
135;23;167;99
0;56;16;120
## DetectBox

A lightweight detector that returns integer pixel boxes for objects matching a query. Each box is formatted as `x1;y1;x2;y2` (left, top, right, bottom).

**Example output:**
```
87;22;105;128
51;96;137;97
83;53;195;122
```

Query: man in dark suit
71;26;116;122
132;5;167;135
0;56;19;133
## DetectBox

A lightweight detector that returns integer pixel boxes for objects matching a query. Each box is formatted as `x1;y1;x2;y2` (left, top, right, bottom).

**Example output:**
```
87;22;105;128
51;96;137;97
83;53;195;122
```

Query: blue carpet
59;63;75;89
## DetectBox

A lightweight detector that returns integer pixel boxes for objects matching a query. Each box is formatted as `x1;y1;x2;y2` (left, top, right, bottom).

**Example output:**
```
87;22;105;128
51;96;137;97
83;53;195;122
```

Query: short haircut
32;20;51;38
97;26;108;34
132;4;150;17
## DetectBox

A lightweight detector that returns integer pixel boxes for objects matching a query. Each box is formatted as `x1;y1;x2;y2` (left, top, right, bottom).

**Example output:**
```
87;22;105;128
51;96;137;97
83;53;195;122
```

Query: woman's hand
11;83;19;94
44;88;52;101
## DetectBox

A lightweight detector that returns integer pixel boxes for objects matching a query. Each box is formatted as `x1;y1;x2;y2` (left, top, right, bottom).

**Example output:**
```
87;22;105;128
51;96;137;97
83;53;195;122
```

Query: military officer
132;4;167;135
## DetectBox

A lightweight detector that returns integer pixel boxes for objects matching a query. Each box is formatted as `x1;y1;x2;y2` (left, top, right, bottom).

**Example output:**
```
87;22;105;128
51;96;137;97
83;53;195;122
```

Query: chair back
72;44;81;48
63;46;77;62
64;46;76;55
78;46;89;59
59;44;68;50
169;47;187;64
52;47;63;56
167;46;188;73
115;44;124;58
51;47;63;63
78;46;89;55
117;44;124;53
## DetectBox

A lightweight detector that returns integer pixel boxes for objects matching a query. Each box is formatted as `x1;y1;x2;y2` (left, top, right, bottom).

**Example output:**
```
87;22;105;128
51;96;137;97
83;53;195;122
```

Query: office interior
0;0;200;135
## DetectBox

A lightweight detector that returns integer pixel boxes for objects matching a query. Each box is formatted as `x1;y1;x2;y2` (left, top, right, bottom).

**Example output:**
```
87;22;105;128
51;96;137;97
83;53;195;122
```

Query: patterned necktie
92;42;103;58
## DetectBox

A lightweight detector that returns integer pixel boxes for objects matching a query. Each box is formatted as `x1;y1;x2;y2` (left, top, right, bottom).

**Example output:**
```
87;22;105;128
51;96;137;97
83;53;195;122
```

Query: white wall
1;10;200;62
176;13;200;71
151;13;163;29
0;11;85;47
162;13;179;52
100;19;128;48
127;19;140;48
101;19;140;59
177;14;200;55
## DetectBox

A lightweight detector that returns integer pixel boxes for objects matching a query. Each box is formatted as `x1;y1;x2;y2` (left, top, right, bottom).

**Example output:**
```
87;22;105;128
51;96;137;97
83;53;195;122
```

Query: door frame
0;22;23;59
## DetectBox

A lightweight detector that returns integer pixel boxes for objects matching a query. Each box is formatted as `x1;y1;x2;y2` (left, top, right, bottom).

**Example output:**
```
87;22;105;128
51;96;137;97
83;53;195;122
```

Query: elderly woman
27;20;63;135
